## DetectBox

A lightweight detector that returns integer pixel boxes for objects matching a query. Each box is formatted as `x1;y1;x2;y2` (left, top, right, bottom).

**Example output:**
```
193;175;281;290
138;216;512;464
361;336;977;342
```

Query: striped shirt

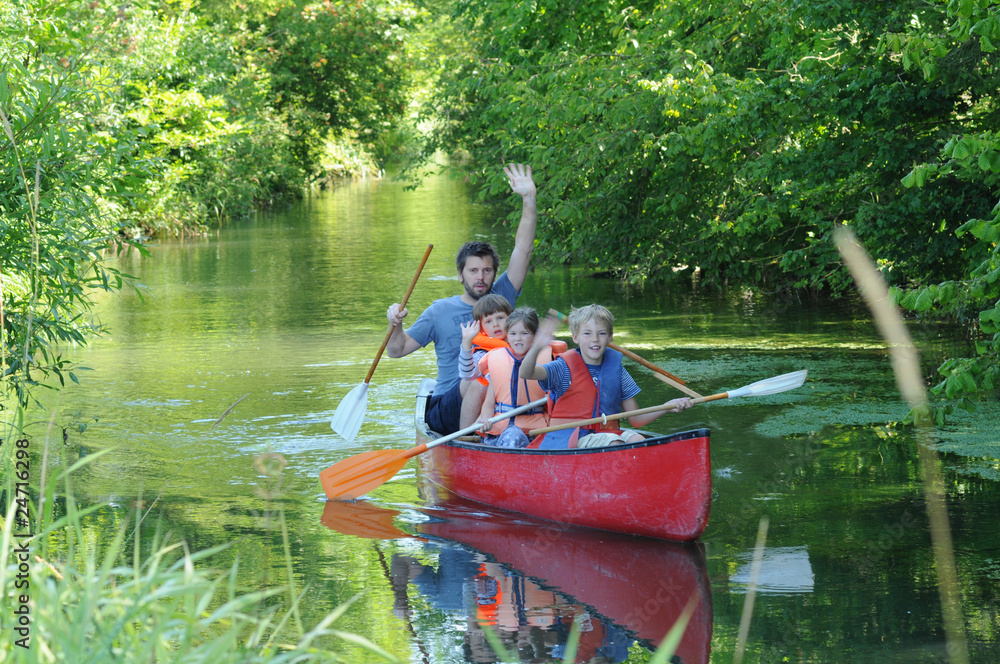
539;357;640;405
458;347;488;380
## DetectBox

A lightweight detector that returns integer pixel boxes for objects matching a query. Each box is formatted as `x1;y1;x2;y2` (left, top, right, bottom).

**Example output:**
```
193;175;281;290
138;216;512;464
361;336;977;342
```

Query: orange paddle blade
319;500;413;539
320;445;427;500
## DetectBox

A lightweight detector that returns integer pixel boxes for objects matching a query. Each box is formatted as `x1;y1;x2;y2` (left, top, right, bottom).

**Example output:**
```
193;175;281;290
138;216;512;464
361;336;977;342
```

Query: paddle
319;500;416;540
331;244;433;442
321;396;549;500
550;310;702;398
609;343;703;399
528;370;807;436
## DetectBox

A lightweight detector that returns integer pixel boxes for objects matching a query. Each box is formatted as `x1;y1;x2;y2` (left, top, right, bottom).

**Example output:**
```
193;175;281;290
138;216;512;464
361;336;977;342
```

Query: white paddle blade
331;382;369;442
728;370;808;399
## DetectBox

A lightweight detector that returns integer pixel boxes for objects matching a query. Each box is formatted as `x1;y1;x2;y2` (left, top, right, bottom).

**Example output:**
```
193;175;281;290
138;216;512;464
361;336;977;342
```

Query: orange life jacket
471;331;509;386
479;341;568;435
529;348;624;449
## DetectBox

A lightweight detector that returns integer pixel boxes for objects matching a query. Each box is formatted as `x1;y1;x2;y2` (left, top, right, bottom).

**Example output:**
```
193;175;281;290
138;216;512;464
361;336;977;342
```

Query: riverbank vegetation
2;0;417;405
3;0;995;412
426;0;1000;418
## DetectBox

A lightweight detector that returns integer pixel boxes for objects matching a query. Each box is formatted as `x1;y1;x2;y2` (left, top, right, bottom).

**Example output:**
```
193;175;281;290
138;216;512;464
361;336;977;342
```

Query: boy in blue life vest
519;305;693;449
457;293;513;393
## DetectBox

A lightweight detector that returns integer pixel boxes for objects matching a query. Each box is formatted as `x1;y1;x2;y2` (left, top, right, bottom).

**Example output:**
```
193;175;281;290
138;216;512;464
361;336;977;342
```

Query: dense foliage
886;0;1000;422
1;1;149;406
264;0;414;172
429;0;986;290
3;0;998;413
425;0;1000;413
2;0;416;406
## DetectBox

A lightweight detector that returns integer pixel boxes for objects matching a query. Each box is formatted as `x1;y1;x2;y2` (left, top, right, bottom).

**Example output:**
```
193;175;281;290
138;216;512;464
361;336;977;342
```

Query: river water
31;173;1000;662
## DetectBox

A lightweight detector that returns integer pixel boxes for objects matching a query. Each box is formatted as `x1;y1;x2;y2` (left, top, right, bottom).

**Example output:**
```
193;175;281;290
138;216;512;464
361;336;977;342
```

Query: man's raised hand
504;163;535;200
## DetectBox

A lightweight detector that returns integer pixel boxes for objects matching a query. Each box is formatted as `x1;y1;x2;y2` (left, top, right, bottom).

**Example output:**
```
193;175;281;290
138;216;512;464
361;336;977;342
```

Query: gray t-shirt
406;272;519;394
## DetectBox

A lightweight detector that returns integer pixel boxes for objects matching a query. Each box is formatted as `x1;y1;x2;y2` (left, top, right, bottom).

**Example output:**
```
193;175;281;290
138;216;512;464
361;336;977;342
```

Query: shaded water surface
32;174;1000;662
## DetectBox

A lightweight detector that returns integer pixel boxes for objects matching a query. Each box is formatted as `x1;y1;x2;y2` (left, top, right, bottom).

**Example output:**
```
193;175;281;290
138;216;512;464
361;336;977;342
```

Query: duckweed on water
755;402;912;437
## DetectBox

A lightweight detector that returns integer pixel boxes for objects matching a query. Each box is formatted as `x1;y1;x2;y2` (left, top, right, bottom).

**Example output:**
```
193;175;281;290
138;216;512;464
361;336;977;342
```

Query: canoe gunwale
414;376;710;455
435;426;711;454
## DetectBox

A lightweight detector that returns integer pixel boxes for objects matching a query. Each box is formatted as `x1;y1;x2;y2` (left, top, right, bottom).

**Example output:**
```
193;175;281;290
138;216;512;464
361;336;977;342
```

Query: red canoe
414;379;712;541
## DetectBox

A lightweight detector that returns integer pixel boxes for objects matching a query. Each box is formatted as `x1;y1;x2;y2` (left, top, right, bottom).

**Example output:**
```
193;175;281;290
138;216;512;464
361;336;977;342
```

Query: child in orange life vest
519;305;693;449
476;307;568;448
457;294;513;396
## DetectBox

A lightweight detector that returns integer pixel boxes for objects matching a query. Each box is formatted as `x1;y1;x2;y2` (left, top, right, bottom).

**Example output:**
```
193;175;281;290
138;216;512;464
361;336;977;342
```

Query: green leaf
952;138;973;160
914;288;935;311
980;306;1000;323
978;151;1000;172
938;282;957;306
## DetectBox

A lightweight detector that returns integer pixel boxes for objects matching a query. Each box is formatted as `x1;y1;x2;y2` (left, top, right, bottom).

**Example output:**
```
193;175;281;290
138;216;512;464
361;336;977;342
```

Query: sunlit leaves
888;0;1000;417
1;0;150;406
427;0;990;295
264;0;414;171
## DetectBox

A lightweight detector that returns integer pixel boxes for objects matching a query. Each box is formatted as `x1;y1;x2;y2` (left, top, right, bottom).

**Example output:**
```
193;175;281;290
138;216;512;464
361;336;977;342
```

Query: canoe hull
415;380;712;541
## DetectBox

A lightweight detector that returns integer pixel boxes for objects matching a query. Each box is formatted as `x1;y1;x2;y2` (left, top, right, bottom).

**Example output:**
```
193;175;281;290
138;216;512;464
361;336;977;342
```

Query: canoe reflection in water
320;496;712;664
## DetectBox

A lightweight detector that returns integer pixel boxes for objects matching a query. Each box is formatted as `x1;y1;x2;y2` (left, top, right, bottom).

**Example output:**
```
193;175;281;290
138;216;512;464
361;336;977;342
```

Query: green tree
263;0;415;173
1;0;149;406
885;0;1000;420
427;0;991;295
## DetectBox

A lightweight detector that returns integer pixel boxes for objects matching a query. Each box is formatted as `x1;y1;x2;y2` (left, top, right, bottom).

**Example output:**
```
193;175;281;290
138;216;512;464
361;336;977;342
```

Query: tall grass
0;421;402;663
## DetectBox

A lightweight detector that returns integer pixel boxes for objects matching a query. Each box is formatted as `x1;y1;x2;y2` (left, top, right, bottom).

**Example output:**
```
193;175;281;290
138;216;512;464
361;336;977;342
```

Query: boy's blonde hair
472;293;513;321
568;304;614;336
505;307;539;334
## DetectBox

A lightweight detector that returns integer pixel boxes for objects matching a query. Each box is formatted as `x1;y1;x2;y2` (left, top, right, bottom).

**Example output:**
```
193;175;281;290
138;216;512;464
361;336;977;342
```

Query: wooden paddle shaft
527;398;693;436
610;343;686;385
526;391;732;436
691;392;728;405
610;343;703;399
364;244;433;384
550;311;701;398
415;397;549;456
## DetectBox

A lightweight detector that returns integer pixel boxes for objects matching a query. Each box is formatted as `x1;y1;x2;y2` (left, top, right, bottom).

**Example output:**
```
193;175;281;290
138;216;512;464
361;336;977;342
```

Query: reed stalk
835;227;969;664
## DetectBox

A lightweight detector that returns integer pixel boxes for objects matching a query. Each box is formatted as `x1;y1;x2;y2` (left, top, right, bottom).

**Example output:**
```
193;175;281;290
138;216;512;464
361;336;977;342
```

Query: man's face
459;255;496;301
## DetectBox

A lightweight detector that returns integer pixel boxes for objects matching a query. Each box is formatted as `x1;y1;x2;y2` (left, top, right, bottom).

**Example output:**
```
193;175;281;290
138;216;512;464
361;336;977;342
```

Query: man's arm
385;303;424;358
503;163;537;292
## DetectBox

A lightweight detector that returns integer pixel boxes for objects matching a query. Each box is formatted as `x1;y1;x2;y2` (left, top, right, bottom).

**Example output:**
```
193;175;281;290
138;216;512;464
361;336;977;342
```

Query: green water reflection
28;173;1000;662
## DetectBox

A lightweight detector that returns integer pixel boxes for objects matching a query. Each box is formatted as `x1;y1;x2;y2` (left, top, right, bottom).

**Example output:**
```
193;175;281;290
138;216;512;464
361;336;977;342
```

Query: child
519;305;692;449
457;293;512;395
477;307;567;447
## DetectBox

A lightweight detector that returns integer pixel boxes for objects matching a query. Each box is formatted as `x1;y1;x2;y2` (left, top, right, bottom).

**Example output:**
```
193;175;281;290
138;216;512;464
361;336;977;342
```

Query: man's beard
463;280;491;300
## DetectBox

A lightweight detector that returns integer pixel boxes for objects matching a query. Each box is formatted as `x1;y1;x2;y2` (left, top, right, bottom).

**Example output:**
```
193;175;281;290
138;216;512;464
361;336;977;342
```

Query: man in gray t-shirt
386;164;537;435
